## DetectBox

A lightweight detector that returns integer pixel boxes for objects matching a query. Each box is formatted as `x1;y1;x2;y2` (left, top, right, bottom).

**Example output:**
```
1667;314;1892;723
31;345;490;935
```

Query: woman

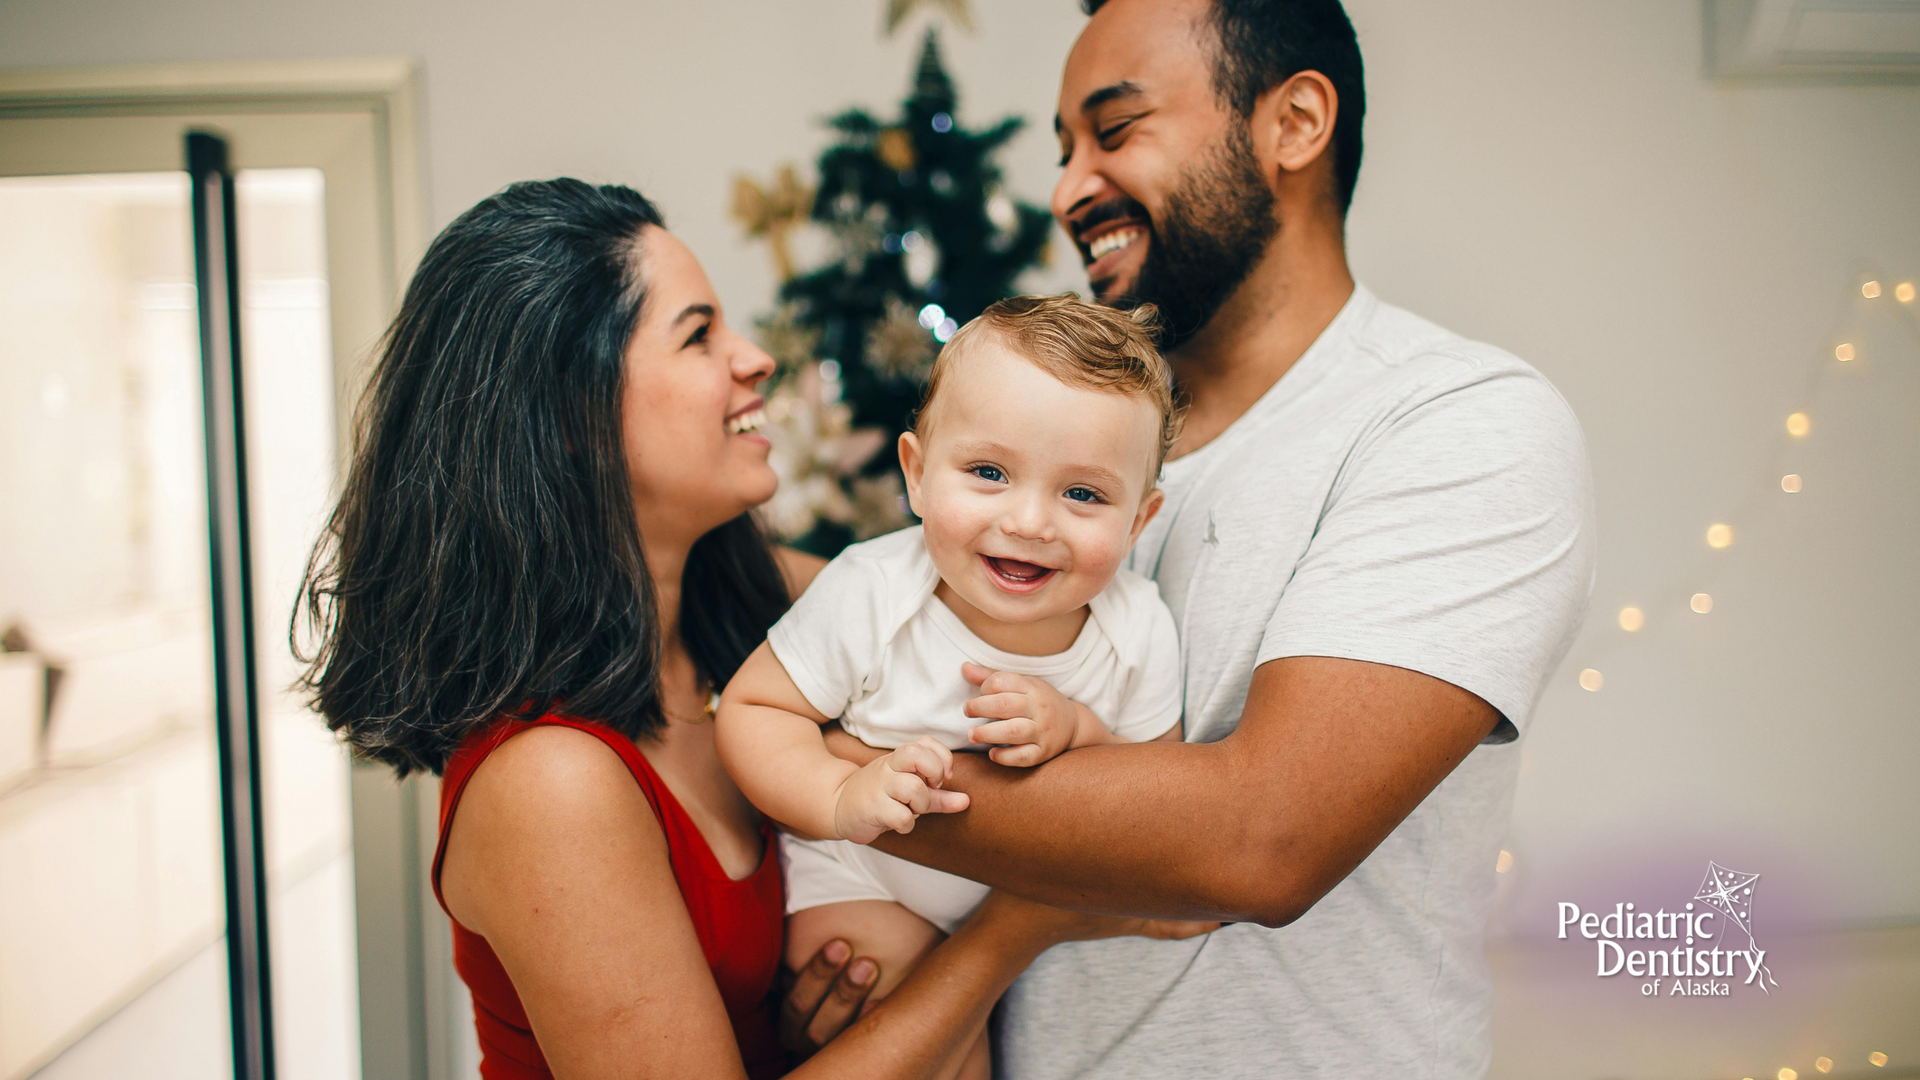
299;179;1207;1080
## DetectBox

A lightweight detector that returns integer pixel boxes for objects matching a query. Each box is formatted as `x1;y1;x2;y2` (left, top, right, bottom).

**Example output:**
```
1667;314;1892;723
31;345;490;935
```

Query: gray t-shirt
995;286;1595;1079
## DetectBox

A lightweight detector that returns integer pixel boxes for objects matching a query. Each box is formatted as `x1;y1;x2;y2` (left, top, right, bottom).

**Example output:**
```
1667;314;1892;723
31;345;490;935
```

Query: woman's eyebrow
672;303;715;328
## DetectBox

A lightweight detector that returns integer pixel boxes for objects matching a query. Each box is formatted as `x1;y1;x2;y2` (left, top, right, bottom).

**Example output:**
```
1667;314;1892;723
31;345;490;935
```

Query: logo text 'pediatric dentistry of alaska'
1556;862;1781;997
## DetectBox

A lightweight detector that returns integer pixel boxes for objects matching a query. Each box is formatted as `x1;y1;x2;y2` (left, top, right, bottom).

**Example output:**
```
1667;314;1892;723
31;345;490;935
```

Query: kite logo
1555;861;1781;997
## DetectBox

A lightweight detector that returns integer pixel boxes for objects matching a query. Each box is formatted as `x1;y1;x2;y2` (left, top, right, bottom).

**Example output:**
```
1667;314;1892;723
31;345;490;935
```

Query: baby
716;294;1182;1078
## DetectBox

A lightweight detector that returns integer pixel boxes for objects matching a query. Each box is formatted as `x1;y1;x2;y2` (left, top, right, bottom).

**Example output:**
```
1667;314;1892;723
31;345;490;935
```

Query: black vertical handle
188;129;276;1080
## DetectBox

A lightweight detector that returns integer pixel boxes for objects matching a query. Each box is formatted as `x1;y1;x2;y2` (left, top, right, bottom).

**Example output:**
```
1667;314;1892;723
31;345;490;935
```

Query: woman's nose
731;331;776;385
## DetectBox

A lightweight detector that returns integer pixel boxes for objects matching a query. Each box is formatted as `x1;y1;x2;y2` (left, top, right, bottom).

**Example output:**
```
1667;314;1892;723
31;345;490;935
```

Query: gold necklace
662;680;720;724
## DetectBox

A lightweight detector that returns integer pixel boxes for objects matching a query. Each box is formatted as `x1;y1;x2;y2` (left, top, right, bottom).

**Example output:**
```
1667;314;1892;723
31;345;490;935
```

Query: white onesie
766;525;1183;933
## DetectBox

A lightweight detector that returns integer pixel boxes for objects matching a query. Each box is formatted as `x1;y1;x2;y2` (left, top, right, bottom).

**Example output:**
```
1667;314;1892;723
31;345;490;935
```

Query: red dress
431;714;788;1080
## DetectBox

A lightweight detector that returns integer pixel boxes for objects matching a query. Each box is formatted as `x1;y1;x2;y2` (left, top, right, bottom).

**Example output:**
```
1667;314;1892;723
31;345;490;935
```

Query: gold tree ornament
886;0;974;35
755;302;823;377
866;295;938;380
877;128;918;172
731;164;814;282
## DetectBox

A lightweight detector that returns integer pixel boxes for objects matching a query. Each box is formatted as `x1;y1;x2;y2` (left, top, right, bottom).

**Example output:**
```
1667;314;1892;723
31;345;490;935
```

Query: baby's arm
716;642;970;844
960;663;1181;768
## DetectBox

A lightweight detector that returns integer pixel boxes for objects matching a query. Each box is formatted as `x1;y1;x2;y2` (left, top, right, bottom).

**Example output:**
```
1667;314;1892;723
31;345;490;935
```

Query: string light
1835;343;1856;362
1496;849;1513;873
1781;474;1802;493
1816;1059;1833;1074
1707;523;1735;549
1618;606;1644;632
1579;668;1603;691
1870;1053;1888;1067
1780;1069;1799;1080
1898;282;1915;304
1691;593;1713;614
1787;411;1811;437
1861;280;1881;299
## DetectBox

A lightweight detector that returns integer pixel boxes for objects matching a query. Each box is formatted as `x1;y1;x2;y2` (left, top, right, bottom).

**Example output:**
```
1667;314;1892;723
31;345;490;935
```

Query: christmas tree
735;27;1055;556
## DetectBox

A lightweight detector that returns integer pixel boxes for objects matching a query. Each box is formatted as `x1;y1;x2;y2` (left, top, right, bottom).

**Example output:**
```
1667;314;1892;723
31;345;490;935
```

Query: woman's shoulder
774;545;829;599
454;724;662;851
438;722;669;934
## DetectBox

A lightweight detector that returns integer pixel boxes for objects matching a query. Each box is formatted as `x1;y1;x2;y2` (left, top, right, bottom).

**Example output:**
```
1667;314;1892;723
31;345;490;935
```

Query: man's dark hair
1085;0;1366;214
296;179;791;776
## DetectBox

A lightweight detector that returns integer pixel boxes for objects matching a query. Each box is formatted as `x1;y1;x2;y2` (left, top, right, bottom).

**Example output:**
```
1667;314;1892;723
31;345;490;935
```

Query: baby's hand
831;736;970;844
962;663;1103;767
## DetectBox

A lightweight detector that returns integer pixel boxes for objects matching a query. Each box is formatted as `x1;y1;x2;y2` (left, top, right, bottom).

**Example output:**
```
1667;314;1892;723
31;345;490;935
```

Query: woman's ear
898;431;927;518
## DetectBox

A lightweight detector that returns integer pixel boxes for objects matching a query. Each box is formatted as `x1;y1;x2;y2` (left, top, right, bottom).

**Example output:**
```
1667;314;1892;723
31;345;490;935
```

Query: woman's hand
778;938;880;1060
785;891;1218;1057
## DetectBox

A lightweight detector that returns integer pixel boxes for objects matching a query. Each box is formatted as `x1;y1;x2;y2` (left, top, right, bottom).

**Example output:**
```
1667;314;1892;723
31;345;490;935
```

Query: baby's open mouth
982;555;1057;592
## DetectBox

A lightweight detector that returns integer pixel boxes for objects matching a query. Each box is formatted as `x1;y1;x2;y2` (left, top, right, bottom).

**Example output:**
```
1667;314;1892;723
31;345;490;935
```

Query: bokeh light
1781;474;1802;493
1787;412;1811;437
1578;668;1603;691
1618;606;1644;631
1691;593;1713;614
1707;523;1735;549
1835;343;1856;362
1861;280;1881;299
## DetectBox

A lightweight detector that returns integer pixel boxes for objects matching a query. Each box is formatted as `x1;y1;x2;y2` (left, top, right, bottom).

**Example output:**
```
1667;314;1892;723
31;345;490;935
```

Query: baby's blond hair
914;294;1180;479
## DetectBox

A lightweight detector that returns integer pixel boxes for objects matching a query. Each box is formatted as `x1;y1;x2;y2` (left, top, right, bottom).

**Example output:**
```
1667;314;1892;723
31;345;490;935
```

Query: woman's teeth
727;407;768;435
1087;227;1144;262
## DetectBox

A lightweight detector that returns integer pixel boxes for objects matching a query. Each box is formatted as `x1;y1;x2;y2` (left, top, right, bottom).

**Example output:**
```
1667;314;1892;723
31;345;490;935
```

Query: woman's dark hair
1084;0;1366;214
296;178;790;776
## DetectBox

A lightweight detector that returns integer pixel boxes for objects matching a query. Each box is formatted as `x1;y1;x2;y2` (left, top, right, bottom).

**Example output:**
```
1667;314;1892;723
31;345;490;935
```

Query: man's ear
1128;486;1167;549
1251;69;1338;196
898;431;927;518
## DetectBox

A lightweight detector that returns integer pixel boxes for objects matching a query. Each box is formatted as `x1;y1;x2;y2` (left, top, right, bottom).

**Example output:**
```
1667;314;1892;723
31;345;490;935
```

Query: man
821;0;1597;1076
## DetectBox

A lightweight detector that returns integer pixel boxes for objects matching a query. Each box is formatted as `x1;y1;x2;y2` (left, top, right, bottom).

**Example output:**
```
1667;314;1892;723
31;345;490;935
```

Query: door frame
0;59;460;1080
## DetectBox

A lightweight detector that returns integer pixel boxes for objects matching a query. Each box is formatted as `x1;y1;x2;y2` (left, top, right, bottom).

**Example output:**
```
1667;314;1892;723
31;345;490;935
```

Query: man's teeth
727;407;768;434
1087;227;1144;261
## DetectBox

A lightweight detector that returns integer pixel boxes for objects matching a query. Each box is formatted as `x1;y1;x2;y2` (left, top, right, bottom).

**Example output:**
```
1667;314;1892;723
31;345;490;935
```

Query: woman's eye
970;465;1006;483
685;323;710;347
1065;487;1103;504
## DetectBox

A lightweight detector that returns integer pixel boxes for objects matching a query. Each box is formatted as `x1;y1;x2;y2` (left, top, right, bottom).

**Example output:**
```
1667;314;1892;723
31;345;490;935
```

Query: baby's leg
785;901;992;1080
786;899;942;1000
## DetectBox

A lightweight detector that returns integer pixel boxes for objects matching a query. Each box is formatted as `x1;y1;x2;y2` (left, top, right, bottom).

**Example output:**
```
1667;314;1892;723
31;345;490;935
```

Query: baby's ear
1129;487;1167;546
897;431;927;514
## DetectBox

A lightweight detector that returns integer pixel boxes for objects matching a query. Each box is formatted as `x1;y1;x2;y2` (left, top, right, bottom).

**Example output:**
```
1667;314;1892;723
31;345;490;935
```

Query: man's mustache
1070;196;1152;246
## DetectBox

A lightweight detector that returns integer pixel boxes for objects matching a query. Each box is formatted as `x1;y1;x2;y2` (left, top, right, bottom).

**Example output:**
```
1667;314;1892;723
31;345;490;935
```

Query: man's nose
1052;153;1108;235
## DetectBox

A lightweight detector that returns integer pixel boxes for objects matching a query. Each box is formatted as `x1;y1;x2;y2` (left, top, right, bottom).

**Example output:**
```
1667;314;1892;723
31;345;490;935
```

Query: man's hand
961;662;1107;767
831;736;970;843
777;938;879;1059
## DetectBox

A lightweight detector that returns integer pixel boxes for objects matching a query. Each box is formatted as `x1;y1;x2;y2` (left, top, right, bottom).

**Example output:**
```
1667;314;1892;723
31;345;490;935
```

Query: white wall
4;0;1916;1074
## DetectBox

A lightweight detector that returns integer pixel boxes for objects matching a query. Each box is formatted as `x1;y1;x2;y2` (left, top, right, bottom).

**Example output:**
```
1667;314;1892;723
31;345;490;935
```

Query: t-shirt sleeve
1259;362;1595;740
1106;582;1186;742
765;550;888;721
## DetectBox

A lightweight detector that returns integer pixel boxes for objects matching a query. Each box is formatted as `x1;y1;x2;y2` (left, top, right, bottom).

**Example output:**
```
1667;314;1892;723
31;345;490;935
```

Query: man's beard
1107;125;1278;351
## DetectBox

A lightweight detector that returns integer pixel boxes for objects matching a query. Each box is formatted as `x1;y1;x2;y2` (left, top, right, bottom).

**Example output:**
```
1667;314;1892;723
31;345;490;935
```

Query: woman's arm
442;723;1212;1079
788;893;1217;1070
440;725;749;1079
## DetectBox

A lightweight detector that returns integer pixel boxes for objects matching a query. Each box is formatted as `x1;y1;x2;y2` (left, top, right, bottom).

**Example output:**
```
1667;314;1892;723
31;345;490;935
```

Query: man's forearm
866;656;1499;927
874;737;1288;922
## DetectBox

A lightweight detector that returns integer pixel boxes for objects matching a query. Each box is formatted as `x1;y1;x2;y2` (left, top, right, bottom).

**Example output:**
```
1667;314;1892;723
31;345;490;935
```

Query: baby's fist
962;663;1095;767
832;736;970;844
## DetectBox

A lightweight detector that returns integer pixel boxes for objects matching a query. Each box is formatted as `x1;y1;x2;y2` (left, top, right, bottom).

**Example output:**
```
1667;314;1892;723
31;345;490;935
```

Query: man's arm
864;654;1498;928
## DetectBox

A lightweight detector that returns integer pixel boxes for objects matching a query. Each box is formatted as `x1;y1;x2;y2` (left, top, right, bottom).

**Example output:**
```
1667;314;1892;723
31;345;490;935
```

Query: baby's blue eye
1065;487;1102;504
971;465;1006;483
